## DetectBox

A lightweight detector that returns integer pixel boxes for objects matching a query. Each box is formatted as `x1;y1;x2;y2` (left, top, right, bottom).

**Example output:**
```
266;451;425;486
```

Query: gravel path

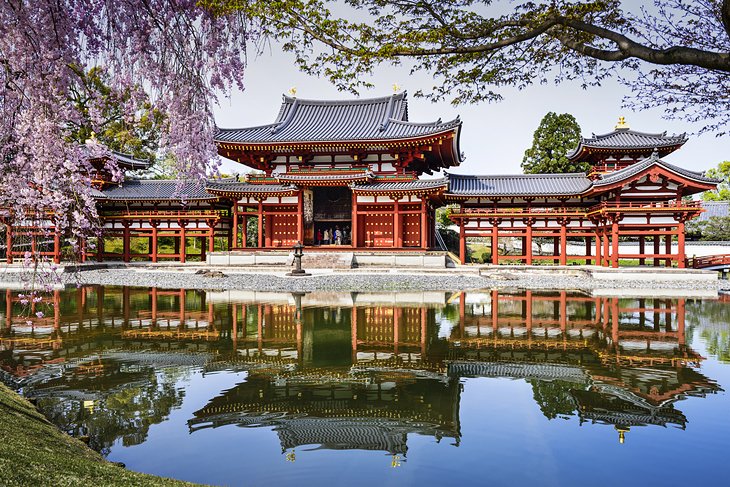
53;268;724;293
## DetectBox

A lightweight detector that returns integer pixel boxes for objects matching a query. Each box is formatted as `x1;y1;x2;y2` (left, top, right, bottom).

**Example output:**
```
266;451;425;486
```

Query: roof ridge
280;91;407;106
388;118;459;128
588;128;687;140
450;172;588;179
215;122;279;133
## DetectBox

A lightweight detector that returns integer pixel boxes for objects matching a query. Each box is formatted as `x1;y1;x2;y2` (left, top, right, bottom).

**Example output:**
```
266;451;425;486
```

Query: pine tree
521;112;586;174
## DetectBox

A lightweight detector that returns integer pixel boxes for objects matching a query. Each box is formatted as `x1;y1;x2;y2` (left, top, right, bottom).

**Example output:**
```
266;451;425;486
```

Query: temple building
0;93;719;267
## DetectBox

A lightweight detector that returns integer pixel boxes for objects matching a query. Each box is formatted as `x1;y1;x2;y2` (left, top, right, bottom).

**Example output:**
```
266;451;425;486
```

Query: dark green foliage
702;161;730;201
522;112;587;174
687;216;730;241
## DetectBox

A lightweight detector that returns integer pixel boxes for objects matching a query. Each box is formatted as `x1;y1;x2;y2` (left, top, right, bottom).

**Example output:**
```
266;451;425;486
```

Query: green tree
522;112;586;174
686;216;730;241
67;66;164;163
218;0;730;134
702;161;730;201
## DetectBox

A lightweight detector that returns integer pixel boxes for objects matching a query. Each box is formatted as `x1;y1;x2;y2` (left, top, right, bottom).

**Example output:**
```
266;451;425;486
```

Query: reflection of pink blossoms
36;311;45;318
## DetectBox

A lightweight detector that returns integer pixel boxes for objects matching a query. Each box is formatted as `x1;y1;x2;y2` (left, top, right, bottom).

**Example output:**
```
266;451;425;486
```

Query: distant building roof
698;201;730;221
97;180;215;201
89;150;152;170
568;126;687;162
214;92;461;145
352;177;448;194
446;173;592;197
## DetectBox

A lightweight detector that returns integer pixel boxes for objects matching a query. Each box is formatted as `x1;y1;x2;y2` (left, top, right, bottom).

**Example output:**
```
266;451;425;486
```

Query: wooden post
232;201;239;248
208;229;214;254
677;221;686;268
420;199;428;249
257;200;263;248
525;224;533;265
525;290;533;335
351;191;359;248
665;227;672;267
638;236;645;265
585;236;592;265
151;224;158;263
179;225;186;263
559;221;567;265
603;231;610;267
53;229;61;264
595;231;602;266
611;221;619;268
491;225;499;265
459;219;466;264
123;224;131;263
653;234;661;266
393;198;401;248
297;190;304;243
5;224;12;264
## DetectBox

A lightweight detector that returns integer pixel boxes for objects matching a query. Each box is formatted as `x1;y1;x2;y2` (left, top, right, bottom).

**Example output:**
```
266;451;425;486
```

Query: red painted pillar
665;227;672;267
257;200;263;248
491;225;499;265
420;199;428;249
611;221;619;268
123;224;131;263
603;231;610;267
394;198;401;248
638;236;645;265
5;224;12;263
53;229;61;264
525;224;533;265
677;221;686;268
459;219;466;264
232;201;239;248
351;192;359;248
595;231;602;266
151;224;158;263
297;191;304;243
559;221;567;265
179;225;186;263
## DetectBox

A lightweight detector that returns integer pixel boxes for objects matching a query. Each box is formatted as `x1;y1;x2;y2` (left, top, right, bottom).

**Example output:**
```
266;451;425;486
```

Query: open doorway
312;187;352;246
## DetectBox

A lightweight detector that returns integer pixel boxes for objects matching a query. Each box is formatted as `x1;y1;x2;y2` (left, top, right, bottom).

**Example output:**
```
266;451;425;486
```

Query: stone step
289;252;354;269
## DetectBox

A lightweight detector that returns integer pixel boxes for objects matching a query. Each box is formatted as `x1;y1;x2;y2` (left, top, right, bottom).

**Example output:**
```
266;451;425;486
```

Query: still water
1;286;729;486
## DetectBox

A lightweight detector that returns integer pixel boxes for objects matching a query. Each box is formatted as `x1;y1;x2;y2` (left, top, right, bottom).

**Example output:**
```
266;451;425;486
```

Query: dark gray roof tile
698;201;730;221
215;92;460;144
568;128;687;160
353;178;447;192
594;154;718;186
206;181;297;195
446;173;592;197
99;180;215;201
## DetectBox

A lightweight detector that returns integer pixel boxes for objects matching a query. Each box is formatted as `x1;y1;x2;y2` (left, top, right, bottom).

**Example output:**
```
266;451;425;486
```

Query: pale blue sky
213;42;729;177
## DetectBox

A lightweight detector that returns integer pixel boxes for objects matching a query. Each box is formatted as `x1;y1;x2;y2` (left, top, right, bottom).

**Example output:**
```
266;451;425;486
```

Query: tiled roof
205;180;297;195
353;178;447;192
697;201;729;221
568;128;687;160
593;153;718;187
97;180;215;201
110;151;152;170
446;173;592;196
214;92;461;144
276;170;374;184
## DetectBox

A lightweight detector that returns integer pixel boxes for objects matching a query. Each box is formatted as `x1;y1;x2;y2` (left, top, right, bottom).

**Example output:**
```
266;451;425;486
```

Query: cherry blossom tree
0;1;253;264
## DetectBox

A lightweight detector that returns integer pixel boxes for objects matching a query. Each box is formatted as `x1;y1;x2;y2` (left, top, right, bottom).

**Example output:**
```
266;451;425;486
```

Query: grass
0;383;197;487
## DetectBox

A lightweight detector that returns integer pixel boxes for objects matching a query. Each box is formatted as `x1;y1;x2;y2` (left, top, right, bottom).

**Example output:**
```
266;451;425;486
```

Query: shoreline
2;264;725;296
0;383;195;486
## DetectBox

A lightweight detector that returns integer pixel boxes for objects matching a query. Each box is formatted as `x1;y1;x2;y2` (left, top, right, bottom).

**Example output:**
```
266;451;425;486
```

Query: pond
1;286;729;486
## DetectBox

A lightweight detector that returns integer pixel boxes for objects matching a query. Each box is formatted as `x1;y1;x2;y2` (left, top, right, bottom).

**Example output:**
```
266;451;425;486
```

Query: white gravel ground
51;267;726;293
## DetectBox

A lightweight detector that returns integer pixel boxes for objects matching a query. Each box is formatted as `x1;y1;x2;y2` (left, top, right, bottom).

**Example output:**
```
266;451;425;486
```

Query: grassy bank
0;383;195;487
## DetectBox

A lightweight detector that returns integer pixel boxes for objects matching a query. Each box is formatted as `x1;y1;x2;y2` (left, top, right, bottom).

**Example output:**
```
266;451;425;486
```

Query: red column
525;290;533;336
393;198;401;248
351;192;359;248
585;236;592;265
123;224;131;263
491;224;499;265
232;201;239;248
665;227;672;267
151;224;158;263
677;221;686;268
208;228;214;254
179;225;186;263
420;199;428;249
638;236;645;265
53;229;61;264
595;231;602;266
459;219;466;264
602;231;610;267
5;224;12;263
257;200;263;248
677;298;686;347
525;225;533;265
559;221;567;265
654;234;661;266
611;221;619;268
297;191;304;243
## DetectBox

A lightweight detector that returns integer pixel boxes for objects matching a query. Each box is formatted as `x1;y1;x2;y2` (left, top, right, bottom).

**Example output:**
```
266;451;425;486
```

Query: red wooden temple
0;94;719;267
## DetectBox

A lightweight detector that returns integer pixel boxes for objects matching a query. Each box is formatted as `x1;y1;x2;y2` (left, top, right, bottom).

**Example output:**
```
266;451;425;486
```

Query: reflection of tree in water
34;367;186;456
527;379;581;420
686;299;730;363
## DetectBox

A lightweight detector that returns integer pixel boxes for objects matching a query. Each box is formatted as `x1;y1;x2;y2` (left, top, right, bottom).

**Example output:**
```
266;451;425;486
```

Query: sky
212;36;729;178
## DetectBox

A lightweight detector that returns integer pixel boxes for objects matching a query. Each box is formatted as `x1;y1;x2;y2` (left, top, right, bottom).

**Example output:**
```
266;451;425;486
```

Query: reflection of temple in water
0;286;722;452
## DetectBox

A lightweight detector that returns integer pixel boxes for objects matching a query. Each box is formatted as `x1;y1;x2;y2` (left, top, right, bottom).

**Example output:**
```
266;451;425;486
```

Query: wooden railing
100;209;229;218
689;254;730;269
451;200;702;219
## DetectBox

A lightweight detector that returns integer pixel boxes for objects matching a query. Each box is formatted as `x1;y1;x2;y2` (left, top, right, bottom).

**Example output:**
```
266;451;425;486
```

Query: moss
0;383;198;487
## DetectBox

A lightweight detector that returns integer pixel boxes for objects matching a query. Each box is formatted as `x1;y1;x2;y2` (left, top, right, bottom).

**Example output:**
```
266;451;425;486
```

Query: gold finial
615;425;630;444
288;86;297;97
615;116;629;130
391;455;402;468
286;450;296;462
392;83;401;93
